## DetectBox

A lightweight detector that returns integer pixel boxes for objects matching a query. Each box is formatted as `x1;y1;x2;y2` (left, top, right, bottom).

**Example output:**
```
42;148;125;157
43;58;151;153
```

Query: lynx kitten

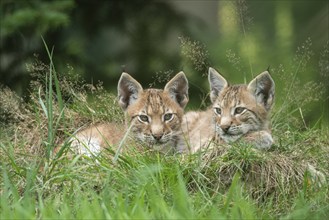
70;71;189;156
182;67;275;152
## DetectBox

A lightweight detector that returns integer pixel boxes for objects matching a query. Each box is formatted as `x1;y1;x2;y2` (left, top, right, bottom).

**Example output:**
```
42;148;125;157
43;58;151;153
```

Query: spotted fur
209;67;275;149
182;67;275;152
71;71;189;155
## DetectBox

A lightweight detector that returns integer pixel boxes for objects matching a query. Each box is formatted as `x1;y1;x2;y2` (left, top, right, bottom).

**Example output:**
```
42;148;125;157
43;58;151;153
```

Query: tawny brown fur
181;109;215;153
182;67;275;152
68;71;189;156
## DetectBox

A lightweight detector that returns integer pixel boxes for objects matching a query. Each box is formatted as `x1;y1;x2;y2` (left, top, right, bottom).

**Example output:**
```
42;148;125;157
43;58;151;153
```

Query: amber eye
164;113;174;122
214;107;222;115
234;107;246;115
138;115;149;123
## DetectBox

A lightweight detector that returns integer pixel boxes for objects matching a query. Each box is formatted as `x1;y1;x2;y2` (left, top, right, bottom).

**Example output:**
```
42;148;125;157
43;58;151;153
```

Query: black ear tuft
247;71;275;111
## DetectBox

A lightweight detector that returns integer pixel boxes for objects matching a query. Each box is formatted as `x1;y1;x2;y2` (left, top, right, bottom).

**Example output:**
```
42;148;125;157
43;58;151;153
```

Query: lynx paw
243;131;273;150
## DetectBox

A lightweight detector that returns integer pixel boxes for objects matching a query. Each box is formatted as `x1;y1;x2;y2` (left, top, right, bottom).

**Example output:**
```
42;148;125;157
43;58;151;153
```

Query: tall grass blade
38;86;48;118
41;36;64;111
113;122;134;163
40;36;66;159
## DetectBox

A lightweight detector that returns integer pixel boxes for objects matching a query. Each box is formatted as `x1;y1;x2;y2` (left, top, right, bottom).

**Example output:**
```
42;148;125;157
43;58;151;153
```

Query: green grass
1;139;328;219
1;52;328;219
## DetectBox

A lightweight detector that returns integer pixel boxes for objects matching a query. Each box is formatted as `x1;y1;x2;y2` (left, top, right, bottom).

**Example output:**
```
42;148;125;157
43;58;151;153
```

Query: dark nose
152;134;163;141
220;125;230;133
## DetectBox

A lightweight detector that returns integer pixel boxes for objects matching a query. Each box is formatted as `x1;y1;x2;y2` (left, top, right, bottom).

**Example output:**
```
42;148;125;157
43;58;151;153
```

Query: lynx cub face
70;71;189;156
117;71;189;152
208;67;275;149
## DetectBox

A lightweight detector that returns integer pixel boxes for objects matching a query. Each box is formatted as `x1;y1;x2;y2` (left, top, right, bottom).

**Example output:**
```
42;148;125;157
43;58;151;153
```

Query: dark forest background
1;0;328;127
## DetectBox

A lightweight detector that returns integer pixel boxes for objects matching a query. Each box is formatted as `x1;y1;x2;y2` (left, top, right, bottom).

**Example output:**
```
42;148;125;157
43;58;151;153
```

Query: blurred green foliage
1;0;73;36
0;0;328;127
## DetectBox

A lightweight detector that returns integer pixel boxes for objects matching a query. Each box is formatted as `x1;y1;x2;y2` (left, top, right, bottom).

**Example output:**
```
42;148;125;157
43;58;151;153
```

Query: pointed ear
208;67;228;103
247;71;275;111
117;72;143;110
164;71;189;108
